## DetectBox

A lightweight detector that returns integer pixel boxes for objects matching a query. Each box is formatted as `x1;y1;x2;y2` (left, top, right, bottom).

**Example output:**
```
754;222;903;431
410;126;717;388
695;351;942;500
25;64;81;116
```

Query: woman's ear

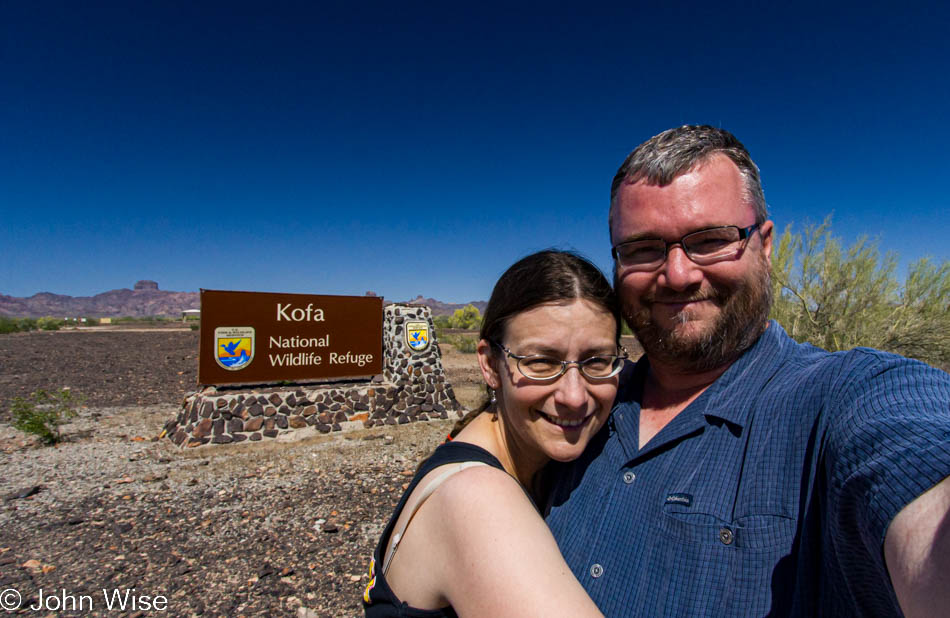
476;339;500;390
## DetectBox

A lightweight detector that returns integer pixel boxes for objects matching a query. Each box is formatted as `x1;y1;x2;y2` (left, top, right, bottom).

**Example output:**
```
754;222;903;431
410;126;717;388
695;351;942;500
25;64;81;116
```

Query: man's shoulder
739;321;943;383
749;328;949;420
630;324;940;404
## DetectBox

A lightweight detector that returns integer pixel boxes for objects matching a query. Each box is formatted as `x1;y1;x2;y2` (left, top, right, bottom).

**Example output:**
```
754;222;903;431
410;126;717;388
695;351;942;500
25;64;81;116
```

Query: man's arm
884;475;950;617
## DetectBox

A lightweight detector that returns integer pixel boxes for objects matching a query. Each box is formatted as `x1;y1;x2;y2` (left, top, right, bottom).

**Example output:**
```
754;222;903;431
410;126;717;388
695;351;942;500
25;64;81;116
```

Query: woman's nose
553;366;589;410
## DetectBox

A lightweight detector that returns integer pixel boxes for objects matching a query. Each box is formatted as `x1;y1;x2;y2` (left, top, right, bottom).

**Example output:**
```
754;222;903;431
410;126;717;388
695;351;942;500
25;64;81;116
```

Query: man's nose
658;244;703;290
554;366;589;410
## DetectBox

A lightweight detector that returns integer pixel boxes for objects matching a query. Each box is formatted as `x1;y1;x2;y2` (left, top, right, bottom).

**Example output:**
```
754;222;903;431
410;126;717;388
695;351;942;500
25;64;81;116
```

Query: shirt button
719;527;734;545
622;471;636;484
589;563;604;578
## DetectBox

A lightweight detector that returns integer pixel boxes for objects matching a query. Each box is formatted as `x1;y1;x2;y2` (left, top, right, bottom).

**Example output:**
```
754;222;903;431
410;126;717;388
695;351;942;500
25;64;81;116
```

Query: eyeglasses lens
517;356;622;380
518;357;564;379
615;242;665;268
683;227;741;259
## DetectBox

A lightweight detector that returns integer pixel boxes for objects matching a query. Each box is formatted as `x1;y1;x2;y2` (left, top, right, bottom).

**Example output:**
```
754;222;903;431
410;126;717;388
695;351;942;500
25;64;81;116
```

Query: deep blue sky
3;1;948;302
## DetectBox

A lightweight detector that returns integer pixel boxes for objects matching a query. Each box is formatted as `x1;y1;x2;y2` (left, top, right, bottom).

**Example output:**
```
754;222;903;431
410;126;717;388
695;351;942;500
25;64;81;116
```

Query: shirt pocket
647;509;796;617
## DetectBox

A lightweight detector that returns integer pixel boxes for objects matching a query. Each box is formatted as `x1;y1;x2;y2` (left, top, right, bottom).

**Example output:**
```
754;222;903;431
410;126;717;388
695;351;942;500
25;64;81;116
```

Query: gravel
0;329;472;617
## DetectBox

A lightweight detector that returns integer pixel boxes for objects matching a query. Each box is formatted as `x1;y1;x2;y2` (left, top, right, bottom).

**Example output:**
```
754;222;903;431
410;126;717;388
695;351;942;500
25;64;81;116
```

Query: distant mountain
0;281;199;318
0;284;486;318
399;295;488;317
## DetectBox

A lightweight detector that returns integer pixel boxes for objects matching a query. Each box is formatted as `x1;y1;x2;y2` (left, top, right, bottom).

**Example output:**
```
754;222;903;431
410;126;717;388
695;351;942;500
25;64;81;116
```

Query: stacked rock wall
164;304;462;448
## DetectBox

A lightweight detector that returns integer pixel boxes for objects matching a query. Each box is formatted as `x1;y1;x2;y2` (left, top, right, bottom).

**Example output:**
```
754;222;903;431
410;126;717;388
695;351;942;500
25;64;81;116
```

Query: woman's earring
490;388;497;405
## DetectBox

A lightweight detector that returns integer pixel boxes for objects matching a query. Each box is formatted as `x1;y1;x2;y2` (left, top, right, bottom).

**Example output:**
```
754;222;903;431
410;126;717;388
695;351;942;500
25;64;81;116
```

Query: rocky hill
402;295;488;316
0;284;485;318
0;281;200;318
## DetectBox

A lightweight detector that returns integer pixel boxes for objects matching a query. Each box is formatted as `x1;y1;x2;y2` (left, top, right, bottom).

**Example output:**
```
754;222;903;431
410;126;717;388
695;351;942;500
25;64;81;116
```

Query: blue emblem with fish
214;327;255;370
405;321;430;352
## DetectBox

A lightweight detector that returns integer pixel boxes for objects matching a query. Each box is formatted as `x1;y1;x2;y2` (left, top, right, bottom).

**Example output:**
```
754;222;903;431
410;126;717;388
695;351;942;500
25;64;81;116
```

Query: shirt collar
699;321;789;426
612;320;792;454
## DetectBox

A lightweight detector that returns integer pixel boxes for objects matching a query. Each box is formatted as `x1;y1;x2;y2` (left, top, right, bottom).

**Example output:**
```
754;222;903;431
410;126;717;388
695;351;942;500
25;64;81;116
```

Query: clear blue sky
3;1;948;302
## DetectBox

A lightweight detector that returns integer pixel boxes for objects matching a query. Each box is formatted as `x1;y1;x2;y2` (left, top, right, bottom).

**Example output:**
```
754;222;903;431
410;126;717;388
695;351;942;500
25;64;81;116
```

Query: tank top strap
381;460;490;574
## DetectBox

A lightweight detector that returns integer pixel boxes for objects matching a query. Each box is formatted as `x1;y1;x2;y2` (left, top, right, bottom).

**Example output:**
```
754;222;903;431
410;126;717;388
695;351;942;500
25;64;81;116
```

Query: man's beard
620;257;772;372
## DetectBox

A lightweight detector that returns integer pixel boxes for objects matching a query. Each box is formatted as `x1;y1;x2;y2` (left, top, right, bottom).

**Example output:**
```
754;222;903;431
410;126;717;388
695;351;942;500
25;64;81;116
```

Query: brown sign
198;290;383;385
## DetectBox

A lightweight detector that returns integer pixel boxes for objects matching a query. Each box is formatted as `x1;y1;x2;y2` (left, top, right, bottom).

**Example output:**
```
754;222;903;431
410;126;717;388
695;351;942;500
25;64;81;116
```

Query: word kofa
276;303;325;322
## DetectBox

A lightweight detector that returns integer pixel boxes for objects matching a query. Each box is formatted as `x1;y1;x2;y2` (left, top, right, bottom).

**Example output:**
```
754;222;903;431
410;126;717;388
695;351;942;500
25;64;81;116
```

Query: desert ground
0;326;638;617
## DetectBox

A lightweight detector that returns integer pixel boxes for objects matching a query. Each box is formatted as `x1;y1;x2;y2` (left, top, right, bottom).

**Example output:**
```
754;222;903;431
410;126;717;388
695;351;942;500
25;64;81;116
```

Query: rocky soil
0;327;200;417
0;328;484;617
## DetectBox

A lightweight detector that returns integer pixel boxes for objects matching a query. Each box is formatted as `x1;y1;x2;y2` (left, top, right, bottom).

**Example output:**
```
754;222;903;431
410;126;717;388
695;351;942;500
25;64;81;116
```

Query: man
545;125;950;617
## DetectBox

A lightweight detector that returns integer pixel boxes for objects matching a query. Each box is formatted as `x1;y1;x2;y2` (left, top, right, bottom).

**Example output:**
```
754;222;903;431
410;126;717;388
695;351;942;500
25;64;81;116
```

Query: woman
363;250;625;617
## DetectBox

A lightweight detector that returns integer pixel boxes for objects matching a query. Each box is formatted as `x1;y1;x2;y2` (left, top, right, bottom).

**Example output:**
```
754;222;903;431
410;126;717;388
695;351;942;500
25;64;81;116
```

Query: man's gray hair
609;125;768;232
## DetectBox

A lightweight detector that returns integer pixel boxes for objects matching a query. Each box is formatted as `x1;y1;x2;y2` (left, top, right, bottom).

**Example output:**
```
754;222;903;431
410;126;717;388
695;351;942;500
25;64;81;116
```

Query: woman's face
478;299;620;468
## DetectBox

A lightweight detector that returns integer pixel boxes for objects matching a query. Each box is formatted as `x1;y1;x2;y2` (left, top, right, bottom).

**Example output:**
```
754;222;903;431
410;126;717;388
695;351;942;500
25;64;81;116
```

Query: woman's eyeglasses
492;341;627;381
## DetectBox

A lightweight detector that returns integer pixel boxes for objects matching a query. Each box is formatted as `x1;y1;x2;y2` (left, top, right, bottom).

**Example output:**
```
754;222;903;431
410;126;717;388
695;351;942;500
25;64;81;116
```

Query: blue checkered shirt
545;321;950;617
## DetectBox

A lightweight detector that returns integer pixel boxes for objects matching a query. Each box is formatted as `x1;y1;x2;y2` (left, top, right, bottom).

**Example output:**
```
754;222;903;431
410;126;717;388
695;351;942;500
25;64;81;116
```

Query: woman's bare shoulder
420;465;603;617
424;461;528;512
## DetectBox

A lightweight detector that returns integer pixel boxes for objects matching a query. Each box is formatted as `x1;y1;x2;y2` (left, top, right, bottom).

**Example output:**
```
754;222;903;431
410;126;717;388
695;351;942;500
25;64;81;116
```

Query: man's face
610;155;774;372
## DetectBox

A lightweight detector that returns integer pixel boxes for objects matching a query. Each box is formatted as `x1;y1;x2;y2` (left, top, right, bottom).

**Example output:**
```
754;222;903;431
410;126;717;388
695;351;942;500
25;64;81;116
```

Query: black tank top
362;441;505;617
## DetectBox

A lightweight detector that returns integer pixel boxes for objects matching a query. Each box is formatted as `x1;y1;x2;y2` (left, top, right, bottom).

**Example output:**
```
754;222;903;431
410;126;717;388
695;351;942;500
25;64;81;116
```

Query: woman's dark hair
448;249;620;438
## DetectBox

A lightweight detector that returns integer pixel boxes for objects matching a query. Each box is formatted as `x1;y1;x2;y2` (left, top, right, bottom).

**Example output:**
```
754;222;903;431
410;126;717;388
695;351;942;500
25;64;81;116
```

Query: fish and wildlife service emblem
405;321;430;352
215;326;255;370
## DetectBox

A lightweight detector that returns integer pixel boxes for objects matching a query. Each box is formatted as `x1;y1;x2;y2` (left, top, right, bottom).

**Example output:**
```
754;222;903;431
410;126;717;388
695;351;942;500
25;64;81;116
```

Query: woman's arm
420;465;604;617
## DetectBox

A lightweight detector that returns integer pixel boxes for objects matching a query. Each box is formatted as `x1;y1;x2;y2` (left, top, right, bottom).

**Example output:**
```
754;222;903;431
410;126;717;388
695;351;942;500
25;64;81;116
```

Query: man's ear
759;220;774;262
476;339;500;390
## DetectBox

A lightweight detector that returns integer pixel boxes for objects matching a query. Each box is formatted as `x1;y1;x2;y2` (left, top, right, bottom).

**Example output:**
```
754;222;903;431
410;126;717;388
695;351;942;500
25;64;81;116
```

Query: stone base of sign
165;303;464;447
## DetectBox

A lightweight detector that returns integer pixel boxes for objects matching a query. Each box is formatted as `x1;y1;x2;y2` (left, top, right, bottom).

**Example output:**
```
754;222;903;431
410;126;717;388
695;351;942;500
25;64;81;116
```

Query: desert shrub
190;323;199;331
432;315;451;332
10;389;85;445
0;317;40;334
113;315;169;324
36;316;61;331
447;305;482;330
443;334;478;353
770;217;950;369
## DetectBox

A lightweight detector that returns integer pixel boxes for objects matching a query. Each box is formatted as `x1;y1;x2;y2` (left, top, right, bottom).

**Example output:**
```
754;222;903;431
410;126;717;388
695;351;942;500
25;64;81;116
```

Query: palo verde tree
447;305;482;331
769;217;950;370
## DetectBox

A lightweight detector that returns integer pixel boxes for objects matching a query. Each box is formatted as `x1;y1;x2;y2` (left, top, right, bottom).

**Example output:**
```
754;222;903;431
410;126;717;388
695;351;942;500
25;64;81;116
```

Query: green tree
770;217;949;369
447;305;482;330
36;316;61;331
0;317;40;334
432;315;452;332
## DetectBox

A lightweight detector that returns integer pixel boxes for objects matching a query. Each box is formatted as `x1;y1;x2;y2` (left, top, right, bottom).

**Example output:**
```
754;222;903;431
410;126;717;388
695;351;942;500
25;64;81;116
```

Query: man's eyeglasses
492;341;627;381
612;223;761;272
